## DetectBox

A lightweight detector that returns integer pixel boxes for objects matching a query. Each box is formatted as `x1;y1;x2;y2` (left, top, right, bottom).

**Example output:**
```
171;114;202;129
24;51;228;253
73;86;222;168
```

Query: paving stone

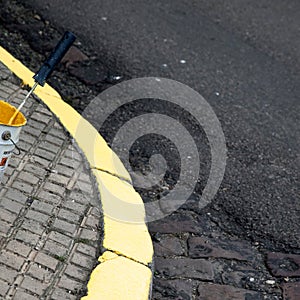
8;155;23;168
267;252;300;277
58;275;83;292
48;231;73;247
3;166;14;178
27;119;46;130
153;278;194;300
21;276;48;295
17;171;39;185
60;157;81;169
0;197;24;214
43;182;66;197
188;236;255;261
74;181;93;194
65;263;89;281
76;243;97;257
78;172;90;183
149;212;206;234
79;228;98;241
15;230;40;246
21;219;45;235
19;134;36;145
84;214;99;229
14;289;39;300
26;209;50;223
6;239;31;257
197;283;262;300
48;128;67;139
0;250;24;270
37;190;62;205
153;234;186;256
31;155;51;168
68;191;87;204
49;173;70;186
90;207;101;217
34;252;59;271
61;45;88;67
0;220;11;234
4;189;27;203
58;209;81;224
282;282;300;300
31;200;53;215
18;140;31;151
24;164;47;178
62;200;86;214
23;126;42;137
51;287;77;300
36;105;53;116
31;111;52;124
0;220;11;236
53;218;77;234
221;269;260;289
39;141;61;154
0;264;18;283
0;208;18;223
64;149;82;162
154;257;214;280
71;252;94;269
44;134;64;146
55;165;75;177
12;180;34;194
27;263;53;282
43;240;68;257
0;279;9;296
8;156;23;168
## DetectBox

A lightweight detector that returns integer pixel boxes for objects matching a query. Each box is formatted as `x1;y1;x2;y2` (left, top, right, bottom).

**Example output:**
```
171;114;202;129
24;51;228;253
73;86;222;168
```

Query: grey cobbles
155;257;214;280
151;210;288;299
0;281;9;297
0;63;102;299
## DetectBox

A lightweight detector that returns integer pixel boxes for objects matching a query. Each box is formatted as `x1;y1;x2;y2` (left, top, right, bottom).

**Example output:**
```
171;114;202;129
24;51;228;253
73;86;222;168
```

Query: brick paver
0;62;101;299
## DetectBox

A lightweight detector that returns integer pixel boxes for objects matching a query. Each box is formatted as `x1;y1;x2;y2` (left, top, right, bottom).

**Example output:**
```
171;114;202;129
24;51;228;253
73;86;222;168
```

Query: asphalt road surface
18;0;299;251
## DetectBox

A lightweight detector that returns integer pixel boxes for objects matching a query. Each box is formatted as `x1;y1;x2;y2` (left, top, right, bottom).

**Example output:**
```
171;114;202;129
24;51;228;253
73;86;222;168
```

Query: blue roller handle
33;31;76;86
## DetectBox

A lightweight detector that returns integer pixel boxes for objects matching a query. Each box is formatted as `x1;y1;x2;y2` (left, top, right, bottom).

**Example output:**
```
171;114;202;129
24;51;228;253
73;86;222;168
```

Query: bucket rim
0;100;27;127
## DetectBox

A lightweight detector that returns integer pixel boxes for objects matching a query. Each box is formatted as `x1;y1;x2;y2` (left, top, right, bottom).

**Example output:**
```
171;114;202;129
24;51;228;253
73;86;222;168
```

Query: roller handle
33;31;76;86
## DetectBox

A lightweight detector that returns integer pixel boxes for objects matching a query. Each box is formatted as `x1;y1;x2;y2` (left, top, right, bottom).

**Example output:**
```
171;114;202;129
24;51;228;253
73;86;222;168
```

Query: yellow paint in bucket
0;100;26;127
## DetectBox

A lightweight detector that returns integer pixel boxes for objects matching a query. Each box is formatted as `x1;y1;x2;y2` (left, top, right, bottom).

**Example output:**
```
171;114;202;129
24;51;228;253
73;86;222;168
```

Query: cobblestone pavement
0;63;102;299
149;206;300;300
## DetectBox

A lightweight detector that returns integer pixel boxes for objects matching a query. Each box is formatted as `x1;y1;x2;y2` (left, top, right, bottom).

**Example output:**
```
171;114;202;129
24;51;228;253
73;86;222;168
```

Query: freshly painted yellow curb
0;46;153;299
93;170;153;265
81;251;152;300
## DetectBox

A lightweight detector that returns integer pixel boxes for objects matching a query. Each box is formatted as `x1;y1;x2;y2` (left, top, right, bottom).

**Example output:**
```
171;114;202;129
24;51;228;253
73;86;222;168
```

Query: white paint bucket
0;100;26;182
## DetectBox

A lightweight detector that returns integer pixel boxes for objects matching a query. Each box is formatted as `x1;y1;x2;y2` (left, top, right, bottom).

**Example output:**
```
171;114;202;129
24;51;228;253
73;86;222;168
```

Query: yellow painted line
93;170;153;264
81;251;152;300
0;46;153;299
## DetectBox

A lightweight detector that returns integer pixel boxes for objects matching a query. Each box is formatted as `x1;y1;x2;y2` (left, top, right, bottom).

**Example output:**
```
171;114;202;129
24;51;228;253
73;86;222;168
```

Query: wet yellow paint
81;251;152;300
93;170;153;265
0;100;26;126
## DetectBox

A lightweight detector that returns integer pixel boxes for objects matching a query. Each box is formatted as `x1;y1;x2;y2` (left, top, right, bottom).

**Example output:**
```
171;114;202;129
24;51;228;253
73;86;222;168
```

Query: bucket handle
9;138;21;156
1;132;21;156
